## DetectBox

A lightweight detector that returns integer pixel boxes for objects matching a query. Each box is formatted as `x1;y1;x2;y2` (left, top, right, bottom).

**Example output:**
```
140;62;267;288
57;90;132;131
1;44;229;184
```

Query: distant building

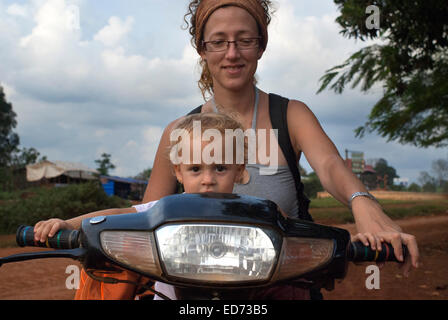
25;160;148;200
26;160;98;185
100;175;147;200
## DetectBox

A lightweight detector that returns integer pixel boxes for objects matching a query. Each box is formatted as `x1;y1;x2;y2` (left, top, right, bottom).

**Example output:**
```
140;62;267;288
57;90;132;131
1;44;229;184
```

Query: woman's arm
287;100;419;273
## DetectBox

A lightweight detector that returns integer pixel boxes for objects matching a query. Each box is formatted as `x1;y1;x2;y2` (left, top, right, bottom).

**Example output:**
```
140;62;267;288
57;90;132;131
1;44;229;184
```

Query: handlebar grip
16;225;80;249
349;241;408;263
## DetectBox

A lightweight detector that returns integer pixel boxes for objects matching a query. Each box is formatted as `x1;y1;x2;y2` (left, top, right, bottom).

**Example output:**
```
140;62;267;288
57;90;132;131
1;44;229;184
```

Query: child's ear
173;165;183;184
235;164;246;184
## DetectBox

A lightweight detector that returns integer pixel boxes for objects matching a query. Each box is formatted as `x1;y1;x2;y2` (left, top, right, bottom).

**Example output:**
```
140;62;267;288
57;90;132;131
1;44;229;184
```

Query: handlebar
348;241;408;263
16;225;80;249
15;226;407;263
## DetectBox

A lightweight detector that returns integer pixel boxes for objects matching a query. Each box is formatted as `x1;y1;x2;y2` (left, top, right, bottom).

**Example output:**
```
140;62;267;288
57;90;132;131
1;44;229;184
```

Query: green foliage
302;172;324;199
407;183;421;192
318;0;448;147
134;167;152;181
422;182;437;193
11;147;44;168
0;182;130;234
374;158;398;187
431;158;448;186
95;153;116;176
441;181;448;193
0;86;20;166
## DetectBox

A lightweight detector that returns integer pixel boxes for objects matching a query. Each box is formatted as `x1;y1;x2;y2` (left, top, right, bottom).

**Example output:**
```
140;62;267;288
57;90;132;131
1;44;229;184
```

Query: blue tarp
102;180;114;196
100;175;147;198
100;175;147;185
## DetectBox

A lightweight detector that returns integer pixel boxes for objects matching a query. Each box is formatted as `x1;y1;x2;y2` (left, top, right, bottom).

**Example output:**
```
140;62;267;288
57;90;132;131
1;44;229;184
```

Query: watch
348;192;379;210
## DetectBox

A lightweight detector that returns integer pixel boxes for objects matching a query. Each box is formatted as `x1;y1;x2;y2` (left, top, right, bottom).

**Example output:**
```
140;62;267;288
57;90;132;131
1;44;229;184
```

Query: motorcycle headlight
100;231;162;277
155;224;279;283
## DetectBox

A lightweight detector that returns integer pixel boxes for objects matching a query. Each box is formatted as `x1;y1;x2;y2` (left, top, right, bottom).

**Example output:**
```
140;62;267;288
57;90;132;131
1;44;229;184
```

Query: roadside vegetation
0;182;130;235
310;197;448;224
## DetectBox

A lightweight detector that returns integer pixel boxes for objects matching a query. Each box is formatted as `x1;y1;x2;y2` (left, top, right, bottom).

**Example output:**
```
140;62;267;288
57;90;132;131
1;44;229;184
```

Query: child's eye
187;165;200;172
216;165;227;172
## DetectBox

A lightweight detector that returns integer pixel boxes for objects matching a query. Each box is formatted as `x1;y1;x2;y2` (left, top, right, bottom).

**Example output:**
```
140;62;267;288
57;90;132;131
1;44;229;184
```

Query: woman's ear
199;48;207;61
257;48;264;60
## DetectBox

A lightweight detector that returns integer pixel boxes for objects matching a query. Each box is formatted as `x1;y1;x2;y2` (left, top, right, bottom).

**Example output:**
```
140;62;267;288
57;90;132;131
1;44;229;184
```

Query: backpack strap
268;93;313;221
188;105;203;115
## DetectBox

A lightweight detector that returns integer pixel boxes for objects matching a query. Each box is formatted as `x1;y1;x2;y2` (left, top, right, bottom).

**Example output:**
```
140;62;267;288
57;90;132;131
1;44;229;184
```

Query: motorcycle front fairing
79;192;351;289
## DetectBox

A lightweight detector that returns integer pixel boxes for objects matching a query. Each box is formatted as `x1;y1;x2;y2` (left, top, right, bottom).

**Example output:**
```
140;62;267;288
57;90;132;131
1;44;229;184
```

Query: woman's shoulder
281;97;322;151
285;98;317;121
267;92;311;114
265;92;317;131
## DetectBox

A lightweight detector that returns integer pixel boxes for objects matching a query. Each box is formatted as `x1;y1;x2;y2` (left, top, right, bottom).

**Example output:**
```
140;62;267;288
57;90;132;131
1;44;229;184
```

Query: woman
144;0;419;279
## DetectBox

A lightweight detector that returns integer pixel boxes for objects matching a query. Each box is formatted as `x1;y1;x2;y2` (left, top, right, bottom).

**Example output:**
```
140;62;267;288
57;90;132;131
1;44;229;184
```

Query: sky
0;0;446;184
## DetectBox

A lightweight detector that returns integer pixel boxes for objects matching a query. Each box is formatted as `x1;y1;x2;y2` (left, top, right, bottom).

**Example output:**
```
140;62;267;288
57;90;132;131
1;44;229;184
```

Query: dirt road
0;214;447;300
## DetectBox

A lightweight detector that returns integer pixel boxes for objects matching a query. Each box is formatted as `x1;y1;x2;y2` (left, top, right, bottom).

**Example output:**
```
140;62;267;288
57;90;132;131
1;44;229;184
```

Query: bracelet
348;192;379;210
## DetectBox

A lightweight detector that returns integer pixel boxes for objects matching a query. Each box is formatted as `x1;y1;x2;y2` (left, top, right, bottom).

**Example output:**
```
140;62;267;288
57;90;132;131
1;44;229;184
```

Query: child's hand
33;218;74;243
351;232;384;251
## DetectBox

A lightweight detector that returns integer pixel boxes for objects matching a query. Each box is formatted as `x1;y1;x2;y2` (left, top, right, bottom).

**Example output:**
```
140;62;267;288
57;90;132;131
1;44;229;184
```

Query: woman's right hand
33;218;74;243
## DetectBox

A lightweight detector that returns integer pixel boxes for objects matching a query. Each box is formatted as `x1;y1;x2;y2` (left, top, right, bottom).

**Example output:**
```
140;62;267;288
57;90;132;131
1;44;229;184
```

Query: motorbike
0;192;407;300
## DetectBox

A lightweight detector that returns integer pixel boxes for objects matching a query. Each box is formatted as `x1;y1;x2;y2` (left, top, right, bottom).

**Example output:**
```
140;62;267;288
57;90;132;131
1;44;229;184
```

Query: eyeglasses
202;37;261;52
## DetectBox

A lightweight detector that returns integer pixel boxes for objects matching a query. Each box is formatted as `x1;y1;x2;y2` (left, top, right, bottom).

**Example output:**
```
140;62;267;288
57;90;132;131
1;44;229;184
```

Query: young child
32;112;248;299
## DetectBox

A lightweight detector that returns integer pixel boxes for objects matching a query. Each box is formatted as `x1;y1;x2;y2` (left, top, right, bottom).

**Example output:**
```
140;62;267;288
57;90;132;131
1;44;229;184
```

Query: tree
95;153;116;176
407;183;421;192
299;164;307;176
134;167;152;181
11;147;46;168
303;172;324;199
0;86;20;166
317;0;448;148
431;158;448;187
373;158;398;188
418;171;437;192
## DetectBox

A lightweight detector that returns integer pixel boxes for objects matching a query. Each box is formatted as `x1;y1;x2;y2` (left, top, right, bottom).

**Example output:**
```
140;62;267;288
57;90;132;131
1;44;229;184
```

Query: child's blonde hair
169;112;248;165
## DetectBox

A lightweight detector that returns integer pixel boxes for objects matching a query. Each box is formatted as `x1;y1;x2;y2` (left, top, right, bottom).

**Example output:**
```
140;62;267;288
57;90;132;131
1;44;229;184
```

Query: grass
310;198;448;224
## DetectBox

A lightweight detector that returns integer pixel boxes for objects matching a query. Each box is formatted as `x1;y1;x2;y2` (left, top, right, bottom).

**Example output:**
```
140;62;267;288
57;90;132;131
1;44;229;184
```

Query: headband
195;0;268;53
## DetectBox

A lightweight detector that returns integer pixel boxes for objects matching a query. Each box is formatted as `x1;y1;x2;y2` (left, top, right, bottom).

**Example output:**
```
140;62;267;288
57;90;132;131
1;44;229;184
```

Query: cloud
7;3;28;17
259;0;380;96
0;0;203;176
94;16;134;47
2;0;445;181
